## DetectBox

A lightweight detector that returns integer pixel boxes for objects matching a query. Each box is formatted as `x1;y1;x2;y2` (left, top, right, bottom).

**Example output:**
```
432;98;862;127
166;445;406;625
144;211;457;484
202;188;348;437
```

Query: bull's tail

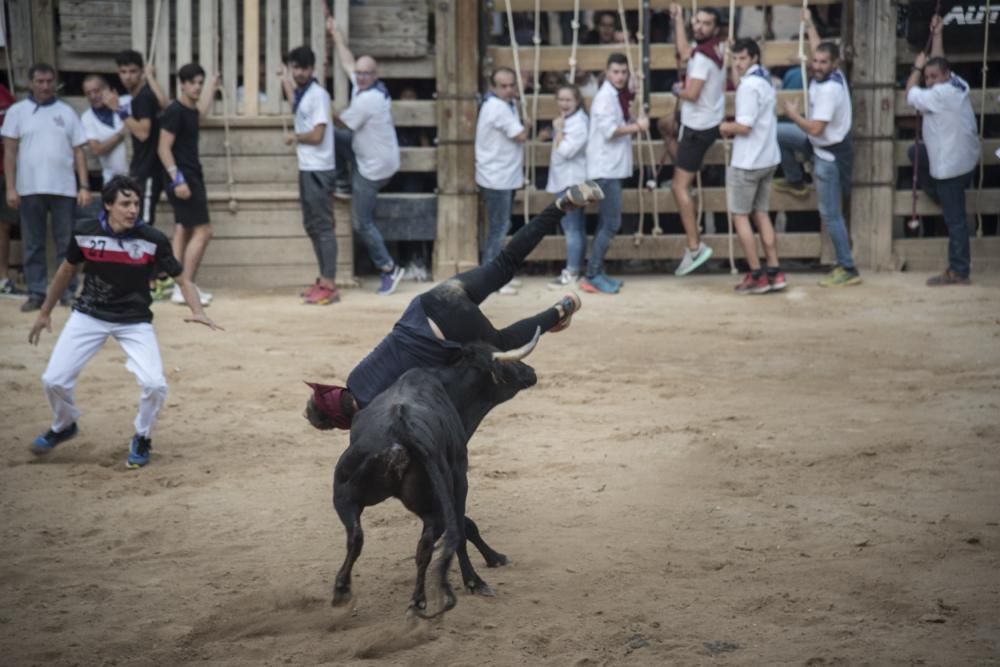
389;403;460;618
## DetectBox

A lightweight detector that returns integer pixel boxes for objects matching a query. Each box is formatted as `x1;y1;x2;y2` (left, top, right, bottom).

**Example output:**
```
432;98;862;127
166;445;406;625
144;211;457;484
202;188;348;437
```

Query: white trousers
42;310;167;437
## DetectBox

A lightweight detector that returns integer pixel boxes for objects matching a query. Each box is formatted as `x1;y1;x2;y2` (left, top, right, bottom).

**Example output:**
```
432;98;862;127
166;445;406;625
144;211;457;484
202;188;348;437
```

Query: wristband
170;169;186;188
116;101;132;121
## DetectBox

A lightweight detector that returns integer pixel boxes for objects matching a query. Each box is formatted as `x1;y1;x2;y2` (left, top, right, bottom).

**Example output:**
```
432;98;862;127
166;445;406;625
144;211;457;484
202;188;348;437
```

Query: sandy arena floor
1;271;999;666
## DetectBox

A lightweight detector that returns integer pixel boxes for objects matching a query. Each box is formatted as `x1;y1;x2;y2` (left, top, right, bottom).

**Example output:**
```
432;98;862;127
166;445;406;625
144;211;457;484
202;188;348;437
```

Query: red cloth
617;86;635;122
305;382;354;430
692;36;725;69
0;84;14;177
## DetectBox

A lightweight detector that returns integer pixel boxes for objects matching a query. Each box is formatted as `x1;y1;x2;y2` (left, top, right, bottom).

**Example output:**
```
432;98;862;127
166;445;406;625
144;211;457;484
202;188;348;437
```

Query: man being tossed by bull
303;181;604;429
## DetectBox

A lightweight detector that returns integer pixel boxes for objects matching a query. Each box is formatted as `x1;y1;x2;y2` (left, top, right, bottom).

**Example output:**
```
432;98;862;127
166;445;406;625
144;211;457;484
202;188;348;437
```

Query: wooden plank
378;57;435;80
197;99;436;127
488;40;810;72
200;237;353;266
262;0;281;115
131;0;147;53
895;88;1000;117
242;0;260;116
176;0;193;73
896;38;1000;64
60;0;130;16
310;0;326;88
287;0;304;49
893;237;1000;273
221;0;238;110
525;233;824;262
505;0;838;8
194;264;358;289
347;5;428;58
333;0;349;106
7;0;33;90
199;0;219;110
892;189;1000;216
197;147;435;183
152;0;169;90
894;139;1000;166
31;0;57;67
516;187;820;213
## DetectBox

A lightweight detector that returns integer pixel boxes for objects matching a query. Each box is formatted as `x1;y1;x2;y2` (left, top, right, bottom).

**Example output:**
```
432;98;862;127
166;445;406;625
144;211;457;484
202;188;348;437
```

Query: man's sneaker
547;269;579;290
301;279;320;298
498;282;518;296
334;182;352;200
818;266;862;288
734;273;759;295
126;434;152;469
926;270;971;287
304;283;340;305
769;271;787;291
0;278;25;299
549;292;582;332
557;180;604;211
675;242;714;276
20;295;43;312
376;265;405;296
150;276;175;301
507;278;522;287
579;273;619;294
30;422;79;455
171;285;213;306
773;178;810;198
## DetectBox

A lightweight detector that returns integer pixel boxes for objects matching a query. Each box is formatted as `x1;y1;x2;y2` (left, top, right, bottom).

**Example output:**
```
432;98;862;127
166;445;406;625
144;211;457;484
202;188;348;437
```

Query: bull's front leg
332;487;365;606
408;518;437;614
452;475;495;596
465;516;510;568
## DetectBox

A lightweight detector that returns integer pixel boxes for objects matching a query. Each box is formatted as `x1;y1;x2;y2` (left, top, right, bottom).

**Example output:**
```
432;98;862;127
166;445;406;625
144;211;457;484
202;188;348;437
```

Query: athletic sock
766;266;779;277
751;269;763;280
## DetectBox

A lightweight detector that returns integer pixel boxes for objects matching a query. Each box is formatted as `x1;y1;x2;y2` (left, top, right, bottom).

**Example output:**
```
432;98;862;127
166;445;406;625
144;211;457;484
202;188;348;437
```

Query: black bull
330;330;541;618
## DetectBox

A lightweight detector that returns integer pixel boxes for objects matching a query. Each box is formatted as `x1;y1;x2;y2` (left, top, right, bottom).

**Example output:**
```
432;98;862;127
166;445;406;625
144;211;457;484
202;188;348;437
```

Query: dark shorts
166;171;210;227
135;172;164;226
676;124;722;173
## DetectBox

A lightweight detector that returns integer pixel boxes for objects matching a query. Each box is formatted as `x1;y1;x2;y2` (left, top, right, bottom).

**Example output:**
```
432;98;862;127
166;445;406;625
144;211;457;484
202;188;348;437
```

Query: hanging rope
529;0;542;224
797;0;809;111
974;0;990;239
689;1;705;236
908;1;942;233
208;13;238;215
502;0;532;227
0;0;15;94
722;0;736;274
638;0;664;236
568;0;581;82
615;0;647;246
147;0;166;73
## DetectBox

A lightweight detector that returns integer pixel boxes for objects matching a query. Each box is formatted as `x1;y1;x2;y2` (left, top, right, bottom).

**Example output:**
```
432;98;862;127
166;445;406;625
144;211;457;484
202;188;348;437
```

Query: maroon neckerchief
616;86;635;122
692;35;724;69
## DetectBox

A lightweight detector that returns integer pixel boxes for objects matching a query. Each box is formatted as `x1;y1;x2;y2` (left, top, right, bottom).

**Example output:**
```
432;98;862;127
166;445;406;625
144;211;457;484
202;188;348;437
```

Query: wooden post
199;0;219;113
263;0;281;114
287;0;304;51
222;0;238;111
848;0;896;271
309;0;326;88
176;0;193;71
131;0;147;54
30;0;56;68
7;0;33;90
332;0;349;108
243;0;260;116
433;0;480;278
152;0;169;94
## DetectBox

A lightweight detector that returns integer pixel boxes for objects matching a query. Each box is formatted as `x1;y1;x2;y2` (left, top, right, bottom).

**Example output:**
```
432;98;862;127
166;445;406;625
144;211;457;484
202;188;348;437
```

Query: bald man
327;18;404;296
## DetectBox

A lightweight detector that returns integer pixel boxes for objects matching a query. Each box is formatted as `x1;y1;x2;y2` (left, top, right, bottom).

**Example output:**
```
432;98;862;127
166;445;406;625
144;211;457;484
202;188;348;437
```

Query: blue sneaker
376;265;405;296
30;422;79;455
126;434;152;469
580;274;620;294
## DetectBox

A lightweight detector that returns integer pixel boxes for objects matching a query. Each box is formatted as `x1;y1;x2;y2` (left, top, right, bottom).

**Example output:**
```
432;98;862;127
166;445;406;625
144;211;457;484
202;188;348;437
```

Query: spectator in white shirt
278;46;340;306
543;83;589;288
81;75;129;187
720;39;785;295
905;15;980;286
475;67;529;295
778;11;860;288
2;63;91;312
668;3;725;277
328;18;404;296
583;53;648;295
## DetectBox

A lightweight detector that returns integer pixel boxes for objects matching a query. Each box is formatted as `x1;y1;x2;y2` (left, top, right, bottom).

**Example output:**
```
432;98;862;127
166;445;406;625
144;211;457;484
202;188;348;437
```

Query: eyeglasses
355;70;376;78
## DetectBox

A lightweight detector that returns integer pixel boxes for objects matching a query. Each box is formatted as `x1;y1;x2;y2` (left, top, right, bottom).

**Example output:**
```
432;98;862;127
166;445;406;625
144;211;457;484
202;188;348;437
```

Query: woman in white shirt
544;84;589;287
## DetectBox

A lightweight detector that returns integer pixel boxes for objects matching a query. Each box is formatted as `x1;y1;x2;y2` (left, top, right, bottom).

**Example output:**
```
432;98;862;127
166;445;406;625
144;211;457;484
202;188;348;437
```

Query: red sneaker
769;271;787;291
304;284;340;305
750;273;772;294
301;279;320;298
734;273;756;295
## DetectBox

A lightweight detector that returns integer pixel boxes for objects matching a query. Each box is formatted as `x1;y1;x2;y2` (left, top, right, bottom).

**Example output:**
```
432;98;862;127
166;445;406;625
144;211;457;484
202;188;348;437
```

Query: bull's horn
492;327;541;363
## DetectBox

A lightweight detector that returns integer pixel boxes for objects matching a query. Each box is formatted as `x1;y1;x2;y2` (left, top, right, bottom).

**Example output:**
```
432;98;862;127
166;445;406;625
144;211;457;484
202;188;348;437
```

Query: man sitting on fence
904;15;981;287
327;17;405;297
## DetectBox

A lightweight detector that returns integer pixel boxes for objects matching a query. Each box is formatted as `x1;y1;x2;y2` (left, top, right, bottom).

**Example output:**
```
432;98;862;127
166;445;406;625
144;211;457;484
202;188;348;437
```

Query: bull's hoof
466;580;496;597
331;589;352;606
487;553;511;568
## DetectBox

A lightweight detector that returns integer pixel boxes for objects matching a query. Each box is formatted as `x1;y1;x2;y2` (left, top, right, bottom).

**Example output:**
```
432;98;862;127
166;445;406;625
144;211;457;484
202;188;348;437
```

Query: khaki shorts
726;165;776;215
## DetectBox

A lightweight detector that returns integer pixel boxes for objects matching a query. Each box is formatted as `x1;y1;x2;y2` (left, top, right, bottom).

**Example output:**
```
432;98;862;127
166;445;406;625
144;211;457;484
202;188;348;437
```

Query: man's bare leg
172;224;191;273
180;225;213;283
733;214;761;272
671;167;702;252
0;221;11;282
751;210;779;268
657;116;679;166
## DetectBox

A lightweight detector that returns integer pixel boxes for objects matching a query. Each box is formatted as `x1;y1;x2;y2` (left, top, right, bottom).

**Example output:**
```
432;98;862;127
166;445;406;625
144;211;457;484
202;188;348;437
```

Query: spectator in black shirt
157;63;220;307
27;176;220;468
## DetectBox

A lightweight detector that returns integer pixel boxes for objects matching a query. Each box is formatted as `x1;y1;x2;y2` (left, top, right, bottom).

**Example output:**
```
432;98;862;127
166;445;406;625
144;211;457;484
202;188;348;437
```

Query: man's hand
636;116;650;132
145;63;157;81
914;51;928;70
6;189;19;209
670;3;682;21
184;313;223;330
103;88;121;111
326;16;337;38
276;64;287;79
783;97;801;118
930;14;943;34
801;7;812;25
284;133;296;146
29;312;52;345
77;188;91;208
174;183;192;200
552;115;564;132
671;81;683;96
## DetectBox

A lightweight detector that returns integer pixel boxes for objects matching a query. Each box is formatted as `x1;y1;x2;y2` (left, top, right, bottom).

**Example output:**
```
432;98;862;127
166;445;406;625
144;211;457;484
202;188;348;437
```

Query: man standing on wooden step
327;18;404;297
157;64;220;307
279;46;340;305
904;15;980;287
475;67;529;296
669;3;724;277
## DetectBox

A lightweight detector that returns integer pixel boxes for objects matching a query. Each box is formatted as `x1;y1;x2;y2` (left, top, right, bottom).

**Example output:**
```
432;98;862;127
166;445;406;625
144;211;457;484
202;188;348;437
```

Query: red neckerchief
692;35;724;69
617;85;635;122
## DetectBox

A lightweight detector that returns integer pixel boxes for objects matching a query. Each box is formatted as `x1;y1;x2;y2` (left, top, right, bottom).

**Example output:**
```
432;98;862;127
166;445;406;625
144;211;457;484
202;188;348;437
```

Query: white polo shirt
80;107;128;184
294;81;335;172
906;74;981;180
681;50;726;131
339;74;399;181
731;65;780;171
2;98;86;197
475;94;525;191
807;70;852;162
586;80;632;180
545;107;588;193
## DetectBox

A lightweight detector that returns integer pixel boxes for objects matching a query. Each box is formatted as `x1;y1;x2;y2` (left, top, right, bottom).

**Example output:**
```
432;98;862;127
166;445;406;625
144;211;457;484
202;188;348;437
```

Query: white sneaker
498;283;518;296
674;242;714;276
547;269;579;290
171;285;213;306
507;278;522;287
197;287;213;306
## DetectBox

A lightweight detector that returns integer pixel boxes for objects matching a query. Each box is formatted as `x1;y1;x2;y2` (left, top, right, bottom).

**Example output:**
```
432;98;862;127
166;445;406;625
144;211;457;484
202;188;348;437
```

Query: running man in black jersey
28;176;221;468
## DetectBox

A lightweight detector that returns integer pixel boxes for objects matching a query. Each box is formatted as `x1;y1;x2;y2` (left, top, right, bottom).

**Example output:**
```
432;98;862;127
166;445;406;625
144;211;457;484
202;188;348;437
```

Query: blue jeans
336;127;394;271
908;143;972;278
559;195;586;274
481;187;513;265
777;123;856;270
587;178;622;278
19;194;79;299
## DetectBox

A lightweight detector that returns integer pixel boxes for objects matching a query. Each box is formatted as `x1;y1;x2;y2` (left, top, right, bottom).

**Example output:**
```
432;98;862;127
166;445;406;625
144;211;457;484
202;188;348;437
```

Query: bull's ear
492;326;541;363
